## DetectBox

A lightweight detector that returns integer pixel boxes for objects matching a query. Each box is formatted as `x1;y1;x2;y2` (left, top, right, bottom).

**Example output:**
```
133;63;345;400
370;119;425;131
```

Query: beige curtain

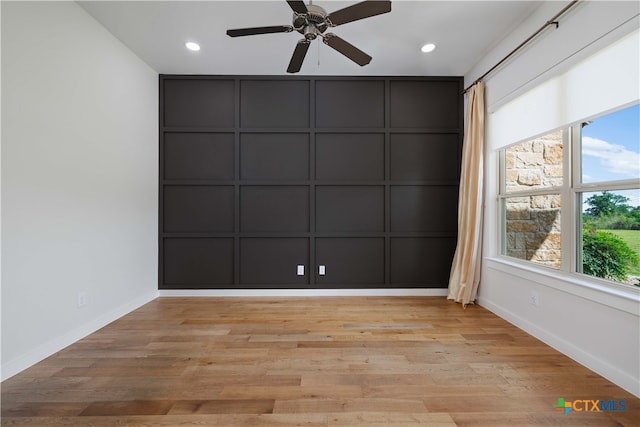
447;81;485;306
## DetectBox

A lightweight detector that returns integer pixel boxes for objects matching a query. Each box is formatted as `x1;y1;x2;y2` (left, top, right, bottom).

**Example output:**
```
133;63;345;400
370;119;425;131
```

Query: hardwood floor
2;297;638;426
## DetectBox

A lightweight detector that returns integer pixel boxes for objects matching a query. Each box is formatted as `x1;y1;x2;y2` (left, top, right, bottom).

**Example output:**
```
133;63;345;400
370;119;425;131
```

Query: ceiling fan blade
287;0;308;14
327;0;391;26
287;39;311;73
323;33;372;66
226;25;293;37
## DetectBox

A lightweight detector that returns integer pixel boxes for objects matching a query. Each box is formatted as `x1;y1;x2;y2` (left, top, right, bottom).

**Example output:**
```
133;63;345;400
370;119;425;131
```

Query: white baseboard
159;288;448;297
477;296;640;398
1;290;158;382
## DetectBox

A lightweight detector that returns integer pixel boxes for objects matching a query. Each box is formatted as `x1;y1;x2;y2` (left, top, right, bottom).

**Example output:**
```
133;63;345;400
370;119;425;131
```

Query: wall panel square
164;133;234;180
390;186;458;232
316;186;384;232
241;133;309;180
390;133;460;181
163;79;235;127
390;237;457;286
163;186;234;232
241;186;309;232
163;238;233;287
390;80;460;129
316;238;384;285
316;133;384;181
240;80;309;128
315;80;384;128
240;238;309;285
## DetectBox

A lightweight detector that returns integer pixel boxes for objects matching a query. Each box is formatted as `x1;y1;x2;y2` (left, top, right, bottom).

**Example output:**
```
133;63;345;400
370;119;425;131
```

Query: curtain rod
464;0;580;94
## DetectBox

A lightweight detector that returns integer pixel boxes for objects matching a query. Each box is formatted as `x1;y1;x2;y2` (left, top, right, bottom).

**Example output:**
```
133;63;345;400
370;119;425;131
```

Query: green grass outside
604;229;640;276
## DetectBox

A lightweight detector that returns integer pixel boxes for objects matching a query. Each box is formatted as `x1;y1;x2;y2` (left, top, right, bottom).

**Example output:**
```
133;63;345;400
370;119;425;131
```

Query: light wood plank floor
2;297;638;426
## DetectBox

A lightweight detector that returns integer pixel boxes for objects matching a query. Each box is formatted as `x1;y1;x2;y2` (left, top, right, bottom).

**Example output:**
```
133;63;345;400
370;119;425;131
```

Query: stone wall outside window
504;131;563;268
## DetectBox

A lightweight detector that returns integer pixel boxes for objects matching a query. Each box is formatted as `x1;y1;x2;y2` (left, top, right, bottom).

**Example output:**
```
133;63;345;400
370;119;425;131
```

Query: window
499;104;640;287
576;104;640;286
501;130;564;269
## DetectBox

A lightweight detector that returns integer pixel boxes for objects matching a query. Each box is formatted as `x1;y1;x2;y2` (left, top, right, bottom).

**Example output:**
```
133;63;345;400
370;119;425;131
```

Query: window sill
484;256;640;316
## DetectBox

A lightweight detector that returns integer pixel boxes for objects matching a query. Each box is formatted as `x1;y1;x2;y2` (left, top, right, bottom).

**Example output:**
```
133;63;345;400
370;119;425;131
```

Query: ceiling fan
226;0;392;73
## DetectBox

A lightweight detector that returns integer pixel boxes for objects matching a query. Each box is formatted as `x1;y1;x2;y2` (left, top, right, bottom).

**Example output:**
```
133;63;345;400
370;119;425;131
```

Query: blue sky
581;103;639;207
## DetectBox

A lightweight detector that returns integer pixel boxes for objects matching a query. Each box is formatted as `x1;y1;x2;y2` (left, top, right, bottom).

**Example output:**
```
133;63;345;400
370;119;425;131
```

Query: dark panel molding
159;75;463;289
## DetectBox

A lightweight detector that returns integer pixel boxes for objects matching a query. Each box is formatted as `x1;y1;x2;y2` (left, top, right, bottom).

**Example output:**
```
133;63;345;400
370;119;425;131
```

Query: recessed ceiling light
421;43;436;53
185;42;200;52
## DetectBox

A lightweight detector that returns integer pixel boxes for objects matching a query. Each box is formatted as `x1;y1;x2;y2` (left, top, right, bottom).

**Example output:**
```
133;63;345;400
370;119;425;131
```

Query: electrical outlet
530;290;539;307
319;265;326;276
78;291;87;308
297;265;305;276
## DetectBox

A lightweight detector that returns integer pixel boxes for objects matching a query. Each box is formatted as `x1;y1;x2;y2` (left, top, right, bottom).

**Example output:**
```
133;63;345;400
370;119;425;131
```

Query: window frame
497;105;640;289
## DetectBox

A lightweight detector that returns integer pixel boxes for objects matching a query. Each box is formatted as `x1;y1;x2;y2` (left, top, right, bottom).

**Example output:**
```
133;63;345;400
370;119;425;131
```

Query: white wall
471;2;640;396
1;1;158;380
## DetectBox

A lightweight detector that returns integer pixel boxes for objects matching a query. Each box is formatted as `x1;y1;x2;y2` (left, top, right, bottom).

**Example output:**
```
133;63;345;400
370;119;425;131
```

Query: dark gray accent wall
159;75;463;289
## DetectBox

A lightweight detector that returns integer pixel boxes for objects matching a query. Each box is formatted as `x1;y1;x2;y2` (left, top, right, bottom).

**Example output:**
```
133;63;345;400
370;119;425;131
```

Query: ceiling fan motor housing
294;4;328;39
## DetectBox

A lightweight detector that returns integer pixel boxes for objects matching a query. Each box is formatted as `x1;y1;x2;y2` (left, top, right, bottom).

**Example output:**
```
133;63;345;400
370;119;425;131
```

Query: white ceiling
78;0;541;76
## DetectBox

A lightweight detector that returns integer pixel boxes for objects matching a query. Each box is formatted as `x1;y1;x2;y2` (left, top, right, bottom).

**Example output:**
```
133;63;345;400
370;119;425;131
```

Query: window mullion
562;126;577;273
498;187;564;199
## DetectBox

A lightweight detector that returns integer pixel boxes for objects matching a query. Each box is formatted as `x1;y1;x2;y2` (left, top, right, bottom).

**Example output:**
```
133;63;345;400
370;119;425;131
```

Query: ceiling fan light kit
226;0;392;73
